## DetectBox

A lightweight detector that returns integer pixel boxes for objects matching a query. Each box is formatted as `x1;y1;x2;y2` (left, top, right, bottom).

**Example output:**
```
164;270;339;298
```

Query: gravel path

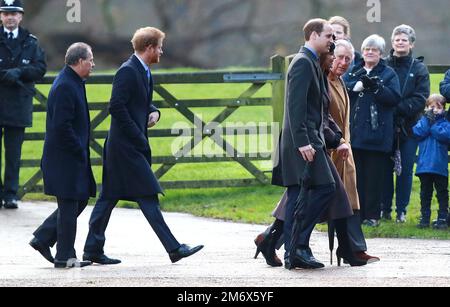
0;201;449;287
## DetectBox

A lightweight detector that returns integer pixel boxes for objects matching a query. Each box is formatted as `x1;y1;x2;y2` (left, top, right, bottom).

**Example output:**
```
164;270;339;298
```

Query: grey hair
391;24;416;44
335;39;355;60
361;34;385;54
65;42;92;66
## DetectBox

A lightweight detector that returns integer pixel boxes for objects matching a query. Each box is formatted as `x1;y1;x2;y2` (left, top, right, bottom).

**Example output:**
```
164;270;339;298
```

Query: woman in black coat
343;34;401;226
382;25;430;223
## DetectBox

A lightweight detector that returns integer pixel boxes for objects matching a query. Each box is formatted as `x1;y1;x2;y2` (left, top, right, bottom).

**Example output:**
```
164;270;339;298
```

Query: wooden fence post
271;55;286;127
271;54;286;162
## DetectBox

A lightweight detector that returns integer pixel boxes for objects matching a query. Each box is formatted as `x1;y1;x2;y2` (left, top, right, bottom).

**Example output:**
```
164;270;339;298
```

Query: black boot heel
336;247;366;267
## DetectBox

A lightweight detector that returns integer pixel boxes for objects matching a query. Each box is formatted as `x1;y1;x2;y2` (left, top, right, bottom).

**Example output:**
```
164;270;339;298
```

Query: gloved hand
425;109;436;125
1;68;22;86
361;75;380;91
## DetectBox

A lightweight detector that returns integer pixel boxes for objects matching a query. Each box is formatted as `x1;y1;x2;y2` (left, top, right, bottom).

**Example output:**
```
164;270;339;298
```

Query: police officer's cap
0;0;24;14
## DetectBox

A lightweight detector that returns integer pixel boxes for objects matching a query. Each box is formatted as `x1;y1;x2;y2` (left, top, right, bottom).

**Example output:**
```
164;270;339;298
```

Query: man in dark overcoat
30;43;95;268
272;19;340;269
82;27;203;265
0;0;46;209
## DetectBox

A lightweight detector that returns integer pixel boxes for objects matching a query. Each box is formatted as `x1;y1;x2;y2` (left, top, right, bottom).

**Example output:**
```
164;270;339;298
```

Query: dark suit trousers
0;127;25;200
84;194;180;255
295;183;336;248
283;185;301;258
55;198;88;261
33;200;88;248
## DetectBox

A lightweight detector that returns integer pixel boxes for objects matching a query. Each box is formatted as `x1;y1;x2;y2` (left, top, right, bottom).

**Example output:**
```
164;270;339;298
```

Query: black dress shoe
83;254;121;265
169;244;204;263
284;257;293;270
4;199;18;209
29;237;54;264
54;258;92;268
291;247;324;269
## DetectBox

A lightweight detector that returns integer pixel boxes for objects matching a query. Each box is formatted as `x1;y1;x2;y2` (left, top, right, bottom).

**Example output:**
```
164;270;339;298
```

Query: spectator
381;25;430;223
343;34;401;227
413;94;449;230
440;69;450;101
0;0;46;209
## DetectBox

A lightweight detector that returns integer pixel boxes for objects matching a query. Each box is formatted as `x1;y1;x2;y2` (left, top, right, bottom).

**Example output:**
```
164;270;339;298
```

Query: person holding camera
0;0;46;209
413;94;449;230
343;34;401;227
381;25;430;223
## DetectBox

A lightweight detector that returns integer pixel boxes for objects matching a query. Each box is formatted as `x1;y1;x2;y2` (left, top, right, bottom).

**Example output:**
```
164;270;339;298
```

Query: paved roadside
0;201;449;287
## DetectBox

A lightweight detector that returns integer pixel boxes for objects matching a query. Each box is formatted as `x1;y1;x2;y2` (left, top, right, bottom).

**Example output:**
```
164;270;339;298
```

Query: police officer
0;0;46;209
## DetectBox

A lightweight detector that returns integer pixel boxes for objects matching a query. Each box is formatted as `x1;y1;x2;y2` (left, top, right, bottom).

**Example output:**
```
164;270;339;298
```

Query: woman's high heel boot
254;219;284;267
334;218;367;267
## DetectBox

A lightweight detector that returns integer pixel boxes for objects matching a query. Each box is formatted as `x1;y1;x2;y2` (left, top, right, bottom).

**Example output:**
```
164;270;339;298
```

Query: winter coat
440;69;450;101
100;55;163;200
41;66;96;200
386;50;430;139
343;59;401;153
0;26;46;127
272;47;335;188
413;114;450;177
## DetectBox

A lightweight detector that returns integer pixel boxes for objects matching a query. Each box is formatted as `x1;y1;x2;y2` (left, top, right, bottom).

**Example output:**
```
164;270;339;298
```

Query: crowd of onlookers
333;21;450;230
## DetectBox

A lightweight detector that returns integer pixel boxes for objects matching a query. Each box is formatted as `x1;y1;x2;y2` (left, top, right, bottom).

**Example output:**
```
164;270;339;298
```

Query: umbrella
328;219;335;265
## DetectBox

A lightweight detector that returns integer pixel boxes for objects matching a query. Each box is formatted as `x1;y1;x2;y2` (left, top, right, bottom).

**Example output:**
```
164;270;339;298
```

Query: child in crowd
413;94;450;230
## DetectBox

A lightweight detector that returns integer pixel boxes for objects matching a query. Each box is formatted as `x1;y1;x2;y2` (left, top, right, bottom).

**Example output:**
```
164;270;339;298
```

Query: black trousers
347;210;367;252
353;149;388;221
33;199;88;261
83;193;180;256
33;199;88;248
0;126;25;201
295;183;336;248
418;174;449;221
283;185;300;258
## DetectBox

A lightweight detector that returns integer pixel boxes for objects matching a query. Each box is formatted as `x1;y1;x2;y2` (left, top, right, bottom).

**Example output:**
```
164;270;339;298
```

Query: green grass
9;71;450;240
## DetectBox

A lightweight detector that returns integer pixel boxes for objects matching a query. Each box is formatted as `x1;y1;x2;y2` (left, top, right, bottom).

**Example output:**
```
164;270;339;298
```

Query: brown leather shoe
354;251;380;264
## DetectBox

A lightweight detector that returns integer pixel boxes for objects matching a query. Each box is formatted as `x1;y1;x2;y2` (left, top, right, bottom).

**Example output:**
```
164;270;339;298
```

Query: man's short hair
303;18;329;41
131;27;165;52
65;42;92;66
329;16;351;38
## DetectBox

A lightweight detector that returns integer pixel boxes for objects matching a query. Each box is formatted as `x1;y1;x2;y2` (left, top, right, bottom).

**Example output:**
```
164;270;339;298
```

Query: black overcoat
41;66;96;200
101;55;162;200
272;47;335;187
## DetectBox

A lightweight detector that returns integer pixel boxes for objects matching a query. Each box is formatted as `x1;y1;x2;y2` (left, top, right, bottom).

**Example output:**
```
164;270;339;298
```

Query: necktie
8;32;13;40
